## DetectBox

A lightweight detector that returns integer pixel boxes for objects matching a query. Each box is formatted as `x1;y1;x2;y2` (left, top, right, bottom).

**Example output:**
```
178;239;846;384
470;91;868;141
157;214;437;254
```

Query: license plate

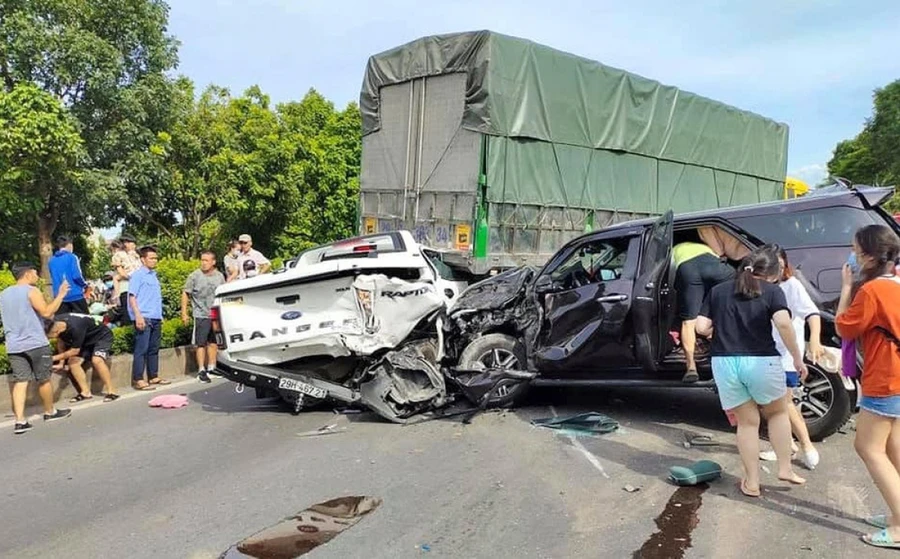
278;377;327;399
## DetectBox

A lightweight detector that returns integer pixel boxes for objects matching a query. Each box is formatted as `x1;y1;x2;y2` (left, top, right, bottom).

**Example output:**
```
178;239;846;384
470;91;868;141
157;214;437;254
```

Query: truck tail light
210;306;226;349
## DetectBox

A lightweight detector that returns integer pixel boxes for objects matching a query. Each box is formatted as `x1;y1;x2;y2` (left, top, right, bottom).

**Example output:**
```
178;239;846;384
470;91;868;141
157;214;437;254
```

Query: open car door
632;210;673;371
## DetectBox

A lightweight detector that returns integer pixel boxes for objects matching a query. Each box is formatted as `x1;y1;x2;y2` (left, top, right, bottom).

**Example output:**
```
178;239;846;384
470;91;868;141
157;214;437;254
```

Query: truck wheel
458;333;530;407
796;362;851;442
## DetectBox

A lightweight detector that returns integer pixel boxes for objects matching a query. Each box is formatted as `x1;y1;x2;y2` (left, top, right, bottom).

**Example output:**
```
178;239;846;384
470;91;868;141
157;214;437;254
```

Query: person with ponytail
695;245;808;497
757;245;823;470
835;224;900;550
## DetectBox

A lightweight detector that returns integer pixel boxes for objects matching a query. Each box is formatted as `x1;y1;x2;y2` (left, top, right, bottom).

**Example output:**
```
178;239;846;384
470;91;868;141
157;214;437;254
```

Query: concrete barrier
0;347;199;412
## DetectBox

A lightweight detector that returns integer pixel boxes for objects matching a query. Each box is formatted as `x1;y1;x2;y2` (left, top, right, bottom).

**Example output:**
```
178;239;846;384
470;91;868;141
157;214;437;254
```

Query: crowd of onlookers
0;232;272;434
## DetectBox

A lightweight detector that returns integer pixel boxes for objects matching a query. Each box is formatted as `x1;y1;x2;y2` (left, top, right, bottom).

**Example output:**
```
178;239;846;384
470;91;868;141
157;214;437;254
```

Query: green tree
0;83;85;277
828;79;900;211
276;91;362;256
0;0;179;269
120;83;305;258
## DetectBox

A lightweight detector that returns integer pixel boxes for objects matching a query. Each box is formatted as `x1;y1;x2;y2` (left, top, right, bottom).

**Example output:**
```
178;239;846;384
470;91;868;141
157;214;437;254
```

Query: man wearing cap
49;235;90;314
236;234;271;279
0;263;73;434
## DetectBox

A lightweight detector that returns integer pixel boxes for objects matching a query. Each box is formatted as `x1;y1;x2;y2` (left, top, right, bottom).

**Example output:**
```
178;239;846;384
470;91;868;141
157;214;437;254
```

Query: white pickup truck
211;231;469;421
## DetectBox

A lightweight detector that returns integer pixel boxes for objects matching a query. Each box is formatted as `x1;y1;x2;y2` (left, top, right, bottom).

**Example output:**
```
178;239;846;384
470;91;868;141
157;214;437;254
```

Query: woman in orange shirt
835;224;900;549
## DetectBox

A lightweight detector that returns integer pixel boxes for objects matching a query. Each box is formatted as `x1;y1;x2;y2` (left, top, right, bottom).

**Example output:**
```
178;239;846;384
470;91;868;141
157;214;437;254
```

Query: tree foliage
121;85;362;259
828;79;900;211
0;83;85;270
0;0;179;273
0;1;364;273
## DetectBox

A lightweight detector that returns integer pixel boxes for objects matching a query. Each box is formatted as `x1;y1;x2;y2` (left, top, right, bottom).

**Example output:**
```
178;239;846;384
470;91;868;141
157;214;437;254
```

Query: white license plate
278;377;327;399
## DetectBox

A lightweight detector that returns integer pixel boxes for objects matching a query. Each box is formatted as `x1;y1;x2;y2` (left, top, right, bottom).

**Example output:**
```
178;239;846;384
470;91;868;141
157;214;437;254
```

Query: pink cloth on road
148;394;189;408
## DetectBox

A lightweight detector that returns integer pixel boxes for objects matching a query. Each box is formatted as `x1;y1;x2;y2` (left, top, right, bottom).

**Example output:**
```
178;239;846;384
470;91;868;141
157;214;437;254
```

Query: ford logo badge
281;311;303;320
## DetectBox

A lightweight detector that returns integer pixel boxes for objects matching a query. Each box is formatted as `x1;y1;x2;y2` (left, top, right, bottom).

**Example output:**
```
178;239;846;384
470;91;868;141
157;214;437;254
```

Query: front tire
458;333;530;407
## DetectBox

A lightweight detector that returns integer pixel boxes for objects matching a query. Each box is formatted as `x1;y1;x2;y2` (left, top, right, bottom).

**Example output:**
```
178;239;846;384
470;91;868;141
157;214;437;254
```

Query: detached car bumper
214;354;360;404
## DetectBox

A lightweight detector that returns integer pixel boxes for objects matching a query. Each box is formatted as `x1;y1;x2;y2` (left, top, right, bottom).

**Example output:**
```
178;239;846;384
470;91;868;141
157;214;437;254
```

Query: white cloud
788;163;829;187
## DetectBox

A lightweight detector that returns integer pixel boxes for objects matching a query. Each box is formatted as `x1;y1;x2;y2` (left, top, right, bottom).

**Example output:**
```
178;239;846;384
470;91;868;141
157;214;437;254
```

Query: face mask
104;281;114;289
847;252;860;273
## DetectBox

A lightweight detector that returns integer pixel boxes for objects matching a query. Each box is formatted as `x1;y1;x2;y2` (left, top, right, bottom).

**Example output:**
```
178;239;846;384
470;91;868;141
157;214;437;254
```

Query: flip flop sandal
133;383;156;391
69;394;93;403
739;479;761;498
863;528;900;549
682;370;699;383
149;378;172;386
103;393;121;402
865;515;889;529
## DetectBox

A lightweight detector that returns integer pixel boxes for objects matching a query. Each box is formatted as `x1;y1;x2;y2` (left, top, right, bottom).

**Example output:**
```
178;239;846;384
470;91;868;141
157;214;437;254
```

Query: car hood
448;266;538;314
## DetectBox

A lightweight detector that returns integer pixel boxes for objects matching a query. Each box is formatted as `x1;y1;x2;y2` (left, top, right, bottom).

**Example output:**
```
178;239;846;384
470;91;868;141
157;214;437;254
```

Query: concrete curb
0;347;199;412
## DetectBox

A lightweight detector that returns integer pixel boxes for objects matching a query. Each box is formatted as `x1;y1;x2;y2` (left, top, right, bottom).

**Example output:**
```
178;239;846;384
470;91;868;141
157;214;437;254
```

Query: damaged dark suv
444;184;900;441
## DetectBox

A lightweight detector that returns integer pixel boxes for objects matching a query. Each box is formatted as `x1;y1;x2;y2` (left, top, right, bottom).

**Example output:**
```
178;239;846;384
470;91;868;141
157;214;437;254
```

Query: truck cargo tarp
361;30;789;187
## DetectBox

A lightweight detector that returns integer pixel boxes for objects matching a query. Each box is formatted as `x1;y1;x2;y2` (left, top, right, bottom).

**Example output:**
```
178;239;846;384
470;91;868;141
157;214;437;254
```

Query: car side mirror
534;275;556;294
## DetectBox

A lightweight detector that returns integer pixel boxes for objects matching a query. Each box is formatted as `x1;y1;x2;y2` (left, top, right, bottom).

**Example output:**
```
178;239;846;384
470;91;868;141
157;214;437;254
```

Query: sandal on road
149;378;171;386
739;479;760;498
133;382;156;391
69;394;93;403
103;393;121;402
865;515;889;529
863;528;900;549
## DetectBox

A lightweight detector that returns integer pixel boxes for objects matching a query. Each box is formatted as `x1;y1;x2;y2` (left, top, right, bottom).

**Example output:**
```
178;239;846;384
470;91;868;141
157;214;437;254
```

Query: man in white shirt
236;234;271;279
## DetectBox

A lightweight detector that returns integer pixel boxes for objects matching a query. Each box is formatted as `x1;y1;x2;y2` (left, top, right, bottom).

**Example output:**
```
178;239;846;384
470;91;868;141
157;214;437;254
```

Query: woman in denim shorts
836;224;900;549
696;246;808;497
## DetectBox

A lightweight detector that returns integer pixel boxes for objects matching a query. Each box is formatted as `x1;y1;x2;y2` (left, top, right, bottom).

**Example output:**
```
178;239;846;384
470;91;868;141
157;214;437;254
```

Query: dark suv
445;185;899;440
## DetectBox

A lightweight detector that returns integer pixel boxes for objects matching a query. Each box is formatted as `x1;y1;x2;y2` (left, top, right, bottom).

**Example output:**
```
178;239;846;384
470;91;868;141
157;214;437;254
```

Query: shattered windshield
551;239;629;285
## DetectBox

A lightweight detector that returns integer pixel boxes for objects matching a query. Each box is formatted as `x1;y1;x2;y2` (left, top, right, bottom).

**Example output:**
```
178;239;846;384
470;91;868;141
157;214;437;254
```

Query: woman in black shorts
673;242;736;382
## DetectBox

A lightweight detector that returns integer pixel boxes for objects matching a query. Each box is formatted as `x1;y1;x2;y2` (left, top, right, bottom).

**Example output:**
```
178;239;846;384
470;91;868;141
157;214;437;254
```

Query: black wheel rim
475;348;520;370
793;366;834;424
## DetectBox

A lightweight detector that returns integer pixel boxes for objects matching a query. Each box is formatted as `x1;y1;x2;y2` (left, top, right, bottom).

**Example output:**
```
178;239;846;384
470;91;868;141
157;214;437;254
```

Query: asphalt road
0;378;894;559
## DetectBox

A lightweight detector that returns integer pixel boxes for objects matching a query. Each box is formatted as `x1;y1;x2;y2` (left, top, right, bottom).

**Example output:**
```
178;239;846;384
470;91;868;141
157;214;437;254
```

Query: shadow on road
581;434;867;538
188;382;295;415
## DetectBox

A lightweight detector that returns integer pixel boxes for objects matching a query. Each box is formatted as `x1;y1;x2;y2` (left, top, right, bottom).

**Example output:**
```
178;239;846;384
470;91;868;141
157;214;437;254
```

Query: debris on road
668;460;722;486
624;484;641;493
684;434;719;448
530;412;619;436
333;408;363;415
148;394;189;409
296;424;347;438
221;495;381;558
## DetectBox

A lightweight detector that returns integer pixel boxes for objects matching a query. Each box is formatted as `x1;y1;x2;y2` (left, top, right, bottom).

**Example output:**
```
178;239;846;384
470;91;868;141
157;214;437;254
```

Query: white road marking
549;405;610;479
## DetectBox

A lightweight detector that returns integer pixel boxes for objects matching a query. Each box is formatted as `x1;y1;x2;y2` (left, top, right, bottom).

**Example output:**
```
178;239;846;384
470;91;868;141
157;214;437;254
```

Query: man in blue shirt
48;236;90;314
128;246;170;390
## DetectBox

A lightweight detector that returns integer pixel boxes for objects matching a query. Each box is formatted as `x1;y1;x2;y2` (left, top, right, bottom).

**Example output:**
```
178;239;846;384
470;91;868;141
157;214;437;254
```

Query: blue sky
167;0;900;187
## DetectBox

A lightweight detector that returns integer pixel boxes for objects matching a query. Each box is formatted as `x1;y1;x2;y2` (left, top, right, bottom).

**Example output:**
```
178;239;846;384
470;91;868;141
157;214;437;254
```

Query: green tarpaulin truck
359;30;789;274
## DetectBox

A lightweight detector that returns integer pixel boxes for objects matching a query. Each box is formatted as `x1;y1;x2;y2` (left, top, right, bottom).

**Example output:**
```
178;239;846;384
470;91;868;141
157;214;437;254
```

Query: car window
730;206;880;249
422;249;462;281
550;238;630;288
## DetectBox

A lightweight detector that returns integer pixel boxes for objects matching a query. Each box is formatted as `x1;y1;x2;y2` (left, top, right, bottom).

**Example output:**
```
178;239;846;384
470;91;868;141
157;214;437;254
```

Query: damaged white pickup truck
211;231;474;422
